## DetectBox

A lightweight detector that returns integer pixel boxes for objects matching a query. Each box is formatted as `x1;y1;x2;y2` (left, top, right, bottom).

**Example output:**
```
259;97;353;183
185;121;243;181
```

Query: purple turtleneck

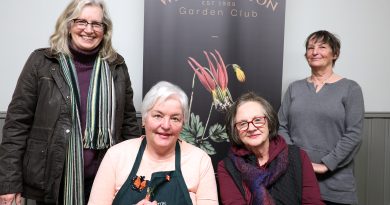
69;43;101;180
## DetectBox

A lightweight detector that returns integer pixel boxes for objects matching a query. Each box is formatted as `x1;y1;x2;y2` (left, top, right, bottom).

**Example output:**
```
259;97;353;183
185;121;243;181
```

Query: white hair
141;81;189;124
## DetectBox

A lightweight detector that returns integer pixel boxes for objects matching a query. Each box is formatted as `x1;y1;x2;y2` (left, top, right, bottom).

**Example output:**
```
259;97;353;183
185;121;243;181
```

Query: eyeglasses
72;19;104;31
234;116;267;131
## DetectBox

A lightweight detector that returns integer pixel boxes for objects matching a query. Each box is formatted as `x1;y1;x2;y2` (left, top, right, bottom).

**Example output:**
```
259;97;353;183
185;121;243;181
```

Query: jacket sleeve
217;161;247;205
0;51;39;194
300;150;325;205
120;62;140;141
321;82;364;171
278;84;293;144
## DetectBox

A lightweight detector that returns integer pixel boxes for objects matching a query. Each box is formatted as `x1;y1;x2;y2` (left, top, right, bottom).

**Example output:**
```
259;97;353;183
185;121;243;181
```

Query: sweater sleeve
195;153;219;205
321;82;364;171
278;84;293;144
217;161;248;205
300;150;325;205
88;150;117;205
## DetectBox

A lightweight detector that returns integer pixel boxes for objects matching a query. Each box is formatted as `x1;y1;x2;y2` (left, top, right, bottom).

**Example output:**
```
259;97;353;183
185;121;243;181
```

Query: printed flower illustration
233;64;246;82
187;50;233;111
181;49;246;154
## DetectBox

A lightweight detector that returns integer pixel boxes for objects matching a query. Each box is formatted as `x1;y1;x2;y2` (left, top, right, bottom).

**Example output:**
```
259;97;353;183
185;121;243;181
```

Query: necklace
310;73;333;85
310;73;333;90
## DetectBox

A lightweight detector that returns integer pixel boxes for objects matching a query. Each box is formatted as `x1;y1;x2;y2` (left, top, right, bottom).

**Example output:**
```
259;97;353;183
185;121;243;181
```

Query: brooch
131;175;147;192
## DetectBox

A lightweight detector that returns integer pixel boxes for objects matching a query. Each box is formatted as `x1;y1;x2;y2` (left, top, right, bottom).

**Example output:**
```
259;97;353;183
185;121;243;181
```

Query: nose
247;122;257;131
84;24;94;32
312;47;319;55
160;117;171;129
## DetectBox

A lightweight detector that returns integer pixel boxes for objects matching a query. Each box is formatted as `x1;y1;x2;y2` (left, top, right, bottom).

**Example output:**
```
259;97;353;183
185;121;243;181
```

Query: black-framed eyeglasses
72;19;104;31
234;116;267;131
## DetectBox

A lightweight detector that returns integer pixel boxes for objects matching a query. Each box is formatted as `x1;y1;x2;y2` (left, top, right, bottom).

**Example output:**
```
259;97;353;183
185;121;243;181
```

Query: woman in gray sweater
278;30;364;205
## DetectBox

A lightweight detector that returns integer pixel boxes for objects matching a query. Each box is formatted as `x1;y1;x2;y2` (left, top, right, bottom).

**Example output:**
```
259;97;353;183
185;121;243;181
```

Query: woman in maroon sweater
217;92;324;205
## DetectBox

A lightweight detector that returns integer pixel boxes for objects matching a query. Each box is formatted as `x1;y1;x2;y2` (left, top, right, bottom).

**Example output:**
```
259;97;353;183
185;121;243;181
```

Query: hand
312;163;329;174
136;199;158;205
0;193;22;205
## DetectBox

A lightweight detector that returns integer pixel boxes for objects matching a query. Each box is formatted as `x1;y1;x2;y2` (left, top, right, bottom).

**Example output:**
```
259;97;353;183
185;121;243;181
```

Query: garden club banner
143;0;286;168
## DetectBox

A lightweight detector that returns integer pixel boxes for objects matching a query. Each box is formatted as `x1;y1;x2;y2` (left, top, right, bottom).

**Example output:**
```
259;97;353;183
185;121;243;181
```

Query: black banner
143;0;286;168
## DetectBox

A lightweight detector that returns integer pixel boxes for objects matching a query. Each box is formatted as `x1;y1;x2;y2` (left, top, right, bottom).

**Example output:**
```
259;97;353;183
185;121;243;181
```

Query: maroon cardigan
217;136;324;205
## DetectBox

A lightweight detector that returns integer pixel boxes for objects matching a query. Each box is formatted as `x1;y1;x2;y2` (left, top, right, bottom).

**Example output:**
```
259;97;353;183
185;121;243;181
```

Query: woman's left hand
312;163;329;174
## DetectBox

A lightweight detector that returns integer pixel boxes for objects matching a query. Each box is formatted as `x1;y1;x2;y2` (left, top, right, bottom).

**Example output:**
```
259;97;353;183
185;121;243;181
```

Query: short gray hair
141;81;189;124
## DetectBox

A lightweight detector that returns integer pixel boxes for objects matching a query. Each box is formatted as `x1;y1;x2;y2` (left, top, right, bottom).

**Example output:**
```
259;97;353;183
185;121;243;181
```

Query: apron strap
129;137;147;176
174;140;193;205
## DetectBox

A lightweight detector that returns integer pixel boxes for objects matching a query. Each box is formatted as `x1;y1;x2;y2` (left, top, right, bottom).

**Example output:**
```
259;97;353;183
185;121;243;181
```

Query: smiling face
144;97;184;151
235;101;270;150
70;5;104;51
305;38;337;70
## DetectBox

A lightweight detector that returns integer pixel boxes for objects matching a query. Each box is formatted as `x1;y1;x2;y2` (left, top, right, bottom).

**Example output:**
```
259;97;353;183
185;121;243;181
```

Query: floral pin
131;175;147;192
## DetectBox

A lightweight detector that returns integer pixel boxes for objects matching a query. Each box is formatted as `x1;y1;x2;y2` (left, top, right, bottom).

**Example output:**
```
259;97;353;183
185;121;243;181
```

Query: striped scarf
59;53;115;205
228;145;289;205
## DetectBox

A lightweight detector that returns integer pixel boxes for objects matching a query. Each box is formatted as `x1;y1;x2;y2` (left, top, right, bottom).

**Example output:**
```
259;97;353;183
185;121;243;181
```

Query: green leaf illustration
180;113;204;145
198;140;216;155
208;124;229;143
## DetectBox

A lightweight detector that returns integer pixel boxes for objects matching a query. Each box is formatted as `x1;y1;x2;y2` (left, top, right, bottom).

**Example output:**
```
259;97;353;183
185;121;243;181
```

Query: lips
156;132;171;139
247;133;261;139
80;35;95;41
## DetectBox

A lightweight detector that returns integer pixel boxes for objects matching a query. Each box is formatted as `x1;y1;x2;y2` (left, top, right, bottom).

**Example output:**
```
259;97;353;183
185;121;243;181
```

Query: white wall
0;0;389;112
283;0;390;112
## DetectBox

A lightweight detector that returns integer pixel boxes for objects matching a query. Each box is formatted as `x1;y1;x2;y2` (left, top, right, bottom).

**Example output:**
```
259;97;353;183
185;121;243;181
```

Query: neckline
306;77;345;93
309;72;334;86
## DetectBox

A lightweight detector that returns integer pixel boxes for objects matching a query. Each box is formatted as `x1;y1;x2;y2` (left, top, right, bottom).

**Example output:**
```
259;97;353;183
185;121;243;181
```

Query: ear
334;50;340;58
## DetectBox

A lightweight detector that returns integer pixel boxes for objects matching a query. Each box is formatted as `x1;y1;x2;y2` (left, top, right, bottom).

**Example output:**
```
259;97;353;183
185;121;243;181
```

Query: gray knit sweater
278;78;364;204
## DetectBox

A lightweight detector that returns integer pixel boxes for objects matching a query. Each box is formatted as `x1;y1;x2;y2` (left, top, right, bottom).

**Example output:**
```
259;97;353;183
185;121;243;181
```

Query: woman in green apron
88;81;219;205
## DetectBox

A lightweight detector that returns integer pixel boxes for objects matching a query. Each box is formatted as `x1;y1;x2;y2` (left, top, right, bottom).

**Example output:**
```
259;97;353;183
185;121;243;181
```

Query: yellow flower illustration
233;64;246;82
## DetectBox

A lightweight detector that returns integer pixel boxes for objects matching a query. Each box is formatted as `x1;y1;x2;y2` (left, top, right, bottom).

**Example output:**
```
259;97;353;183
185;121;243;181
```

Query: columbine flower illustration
188;50;234;111
233;64;246;82
181;49;246;154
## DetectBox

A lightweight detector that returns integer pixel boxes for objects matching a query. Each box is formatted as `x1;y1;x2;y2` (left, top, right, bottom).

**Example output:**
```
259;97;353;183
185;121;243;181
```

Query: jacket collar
43;47;124;68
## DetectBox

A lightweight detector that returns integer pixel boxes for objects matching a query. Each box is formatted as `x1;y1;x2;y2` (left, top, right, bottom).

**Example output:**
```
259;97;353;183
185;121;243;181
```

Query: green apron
112;138;193;205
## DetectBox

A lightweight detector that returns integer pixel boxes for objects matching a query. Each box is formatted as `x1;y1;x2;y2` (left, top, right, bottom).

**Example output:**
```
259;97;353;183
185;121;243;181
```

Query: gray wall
0;0;389;112
1;113;389;205
355;113;390;205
